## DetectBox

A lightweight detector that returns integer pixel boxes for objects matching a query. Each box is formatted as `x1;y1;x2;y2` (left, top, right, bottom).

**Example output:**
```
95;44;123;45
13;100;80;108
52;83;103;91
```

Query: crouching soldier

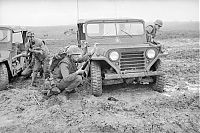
27;33;50;86
43;45;96;97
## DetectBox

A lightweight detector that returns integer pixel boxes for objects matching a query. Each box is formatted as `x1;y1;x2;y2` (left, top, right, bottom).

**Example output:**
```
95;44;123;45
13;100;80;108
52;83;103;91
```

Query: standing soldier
28;32;50;86
146;19;163;44
21;32;36;78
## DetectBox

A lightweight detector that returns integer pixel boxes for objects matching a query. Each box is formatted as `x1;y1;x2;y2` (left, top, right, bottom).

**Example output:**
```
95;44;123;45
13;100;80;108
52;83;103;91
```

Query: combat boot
31;82;37;87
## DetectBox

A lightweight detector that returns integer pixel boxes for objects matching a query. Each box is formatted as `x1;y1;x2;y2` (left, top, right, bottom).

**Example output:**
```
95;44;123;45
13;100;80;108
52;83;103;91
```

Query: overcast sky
0;0;199;26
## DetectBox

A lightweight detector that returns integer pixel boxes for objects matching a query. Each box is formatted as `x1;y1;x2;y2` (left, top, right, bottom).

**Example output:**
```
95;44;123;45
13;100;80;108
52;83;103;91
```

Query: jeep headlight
109;51;119;61
146;49;156;59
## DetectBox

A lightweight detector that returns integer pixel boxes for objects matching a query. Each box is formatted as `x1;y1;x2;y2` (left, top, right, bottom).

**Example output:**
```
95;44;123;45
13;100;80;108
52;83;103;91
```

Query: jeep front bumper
104;71;164;80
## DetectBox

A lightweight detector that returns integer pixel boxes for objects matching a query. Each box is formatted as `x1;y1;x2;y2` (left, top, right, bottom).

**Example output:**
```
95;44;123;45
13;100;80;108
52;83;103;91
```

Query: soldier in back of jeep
146;19;163;45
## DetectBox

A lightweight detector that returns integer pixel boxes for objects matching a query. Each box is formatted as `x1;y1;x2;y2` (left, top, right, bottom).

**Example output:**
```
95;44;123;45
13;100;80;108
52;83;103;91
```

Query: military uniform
146;19;163;43
41;44;96;97
21;40;36;78
31;38;50;85
51;45;93;93
50;46;69;73
52;56;82;92
146;25;157;42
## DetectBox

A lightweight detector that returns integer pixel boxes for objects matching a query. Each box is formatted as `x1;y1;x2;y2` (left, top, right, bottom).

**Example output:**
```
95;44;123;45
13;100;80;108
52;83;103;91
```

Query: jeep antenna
77;0;79;21
113;0;118;19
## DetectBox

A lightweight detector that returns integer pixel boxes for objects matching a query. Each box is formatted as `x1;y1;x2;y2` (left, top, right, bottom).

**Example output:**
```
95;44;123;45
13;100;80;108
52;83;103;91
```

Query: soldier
146;19;163;44
21;32;35;78
27;32;50;86
21;32;43;79
43;45;96;97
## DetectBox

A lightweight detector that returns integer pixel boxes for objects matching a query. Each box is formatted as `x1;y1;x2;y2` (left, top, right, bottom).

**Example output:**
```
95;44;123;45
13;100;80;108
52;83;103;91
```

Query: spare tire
0;63;9;90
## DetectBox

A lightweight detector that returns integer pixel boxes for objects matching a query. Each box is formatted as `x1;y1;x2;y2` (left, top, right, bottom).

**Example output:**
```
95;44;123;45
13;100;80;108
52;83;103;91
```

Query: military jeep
0;26;28;90
77;19;167;96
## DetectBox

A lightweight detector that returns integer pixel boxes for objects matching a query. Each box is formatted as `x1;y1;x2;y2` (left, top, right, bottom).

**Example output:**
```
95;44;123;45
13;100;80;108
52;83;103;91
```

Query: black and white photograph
0;0;199;132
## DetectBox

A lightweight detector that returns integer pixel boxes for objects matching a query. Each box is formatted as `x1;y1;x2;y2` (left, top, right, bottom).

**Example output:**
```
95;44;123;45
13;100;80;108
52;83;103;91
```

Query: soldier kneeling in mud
43;45;96;98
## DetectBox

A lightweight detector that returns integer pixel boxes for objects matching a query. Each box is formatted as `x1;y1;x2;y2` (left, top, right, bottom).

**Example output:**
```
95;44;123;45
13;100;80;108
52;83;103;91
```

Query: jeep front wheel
151;59;165;92
0;63;9;90
90;61;102;96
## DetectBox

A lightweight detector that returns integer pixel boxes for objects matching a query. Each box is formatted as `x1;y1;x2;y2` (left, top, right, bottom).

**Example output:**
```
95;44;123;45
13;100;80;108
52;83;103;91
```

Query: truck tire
90;61;102;97
0;63;9;90
152;59;165;92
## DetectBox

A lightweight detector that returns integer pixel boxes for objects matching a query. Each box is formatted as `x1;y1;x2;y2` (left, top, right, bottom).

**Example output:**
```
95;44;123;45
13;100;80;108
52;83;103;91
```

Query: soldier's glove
89;43;97;56
152;41;160;45
28;48;34;53
33;50;43;55
76;68;85;75
43;79;51;90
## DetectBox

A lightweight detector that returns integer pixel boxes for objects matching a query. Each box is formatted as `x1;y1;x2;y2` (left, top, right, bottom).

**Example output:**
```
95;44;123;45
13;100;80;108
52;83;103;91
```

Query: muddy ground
0;37;199;133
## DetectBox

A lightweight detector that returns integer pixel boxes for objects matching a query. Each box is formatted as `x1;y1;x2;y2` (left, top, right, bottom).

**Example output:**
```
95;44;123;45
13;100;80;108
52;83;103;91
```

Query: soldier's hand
89;43;97;56
76;68;85;75
28;48;34;52
33;50;43;54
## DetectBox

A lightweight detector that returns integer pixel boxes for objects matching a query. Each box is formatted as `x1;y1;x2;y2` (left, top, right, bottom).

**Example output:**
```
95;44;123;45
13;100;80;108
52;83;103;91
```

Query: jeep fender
0;51;10;62
0;51;13;78
146;52;168;71
91;56;120;74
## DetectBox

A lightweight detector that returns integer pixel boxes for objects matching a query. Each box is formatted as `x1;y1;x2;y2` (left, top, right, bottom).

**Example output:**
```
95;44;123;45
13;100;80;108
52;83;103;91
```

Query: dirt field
0;29;199;132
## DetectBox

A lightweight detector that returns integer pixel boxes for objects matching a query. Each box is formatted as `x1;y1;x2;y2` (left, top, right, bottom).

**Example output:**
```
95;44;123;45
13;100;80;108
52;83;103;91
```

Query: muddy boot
31;82;37;87
31;72;37;87
41;87;60;101
51;87;61;95
59;90;71;101
70;89;76;93
41;90;52;101
39;68;44;78
57;92;69;103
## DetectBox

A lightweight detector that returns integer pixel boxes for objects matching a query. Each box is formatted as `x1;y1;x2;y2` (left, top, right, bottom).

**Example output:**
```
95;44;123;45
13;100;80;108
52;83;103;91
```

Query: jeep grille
120;51;145;72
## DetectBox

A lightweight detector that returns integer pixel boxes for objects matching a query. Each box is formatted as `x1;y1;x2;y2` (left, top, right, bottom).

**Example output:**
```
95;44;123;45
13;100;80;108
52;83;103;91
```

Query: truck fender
91;56;120;74
146;52;168;71
0;51;10;62
0;51;13;78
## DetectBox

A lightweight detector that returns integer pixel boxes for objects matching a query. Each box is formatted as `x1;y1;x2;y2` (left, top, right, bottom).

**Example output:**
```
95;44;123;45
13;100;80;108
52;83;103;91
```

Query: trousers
55;75;82;92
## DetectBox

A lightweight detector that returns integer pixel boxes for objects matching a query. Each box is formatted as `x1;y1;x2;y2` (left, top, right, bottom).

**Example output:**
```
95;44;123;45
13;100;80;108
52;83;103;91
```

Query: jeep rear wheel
0;63;9;90
90;61;102;97
152;59;165;92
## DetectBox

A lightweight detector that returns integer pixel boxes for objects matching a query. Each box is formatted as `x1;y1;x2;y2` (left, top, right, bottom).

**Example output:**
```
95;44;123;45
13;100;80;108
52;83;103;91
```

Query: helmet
154;19;163;27
31;32;35;37
67;45;82;55
27;32;34;37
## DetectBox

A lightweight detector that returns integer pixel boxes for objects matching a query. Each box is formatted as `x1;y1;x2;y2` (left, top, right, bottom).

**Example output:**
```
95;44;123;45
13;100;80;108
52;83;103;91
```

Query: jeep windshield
86;22;144;38
0;29;11;42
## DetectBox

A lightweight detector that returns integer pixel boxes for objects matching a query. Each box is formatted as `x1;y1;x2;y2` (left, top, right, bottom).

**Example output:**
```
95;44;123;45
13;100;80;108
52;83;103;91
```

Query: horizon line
0;20;199;27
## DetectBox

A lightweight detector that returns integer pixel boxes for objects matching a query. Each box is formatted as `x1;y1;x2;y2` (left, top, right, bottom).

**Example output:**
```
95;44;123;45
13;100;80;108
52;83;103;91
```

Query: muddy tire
0;63;9;90
151;59;165;92
90;61;102;97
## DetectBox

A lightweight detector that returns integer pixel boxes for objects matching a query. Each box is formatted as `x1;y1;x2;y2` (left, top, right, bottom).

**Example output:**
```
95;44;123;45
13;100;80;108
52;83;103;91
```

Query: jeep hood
88;42;158;55
0;51;10;62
